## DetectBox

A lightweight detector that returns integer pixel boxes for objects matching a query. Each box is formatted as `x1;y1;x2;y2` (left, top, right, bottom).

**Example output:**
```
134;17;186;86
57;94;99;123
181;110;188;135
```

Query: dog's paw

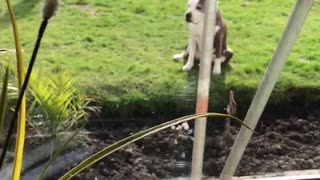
215;25;221;33
182;63;193;71
212;68;221;75
173;53;183;61
212;57;225;75
227;46;233;53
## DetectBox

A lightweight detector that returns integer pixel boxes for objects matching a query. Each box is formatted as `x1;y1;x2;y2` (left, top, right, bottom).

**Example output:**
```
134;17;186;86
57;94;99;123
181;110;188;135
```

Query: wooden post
220;0;314;179
191;0;217;179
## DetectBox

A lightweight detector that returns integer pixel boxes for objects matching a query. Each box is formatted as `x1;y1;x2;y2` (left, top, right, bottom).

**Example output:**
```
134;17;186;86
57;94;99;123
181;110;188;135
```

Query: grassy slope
0;0;319;116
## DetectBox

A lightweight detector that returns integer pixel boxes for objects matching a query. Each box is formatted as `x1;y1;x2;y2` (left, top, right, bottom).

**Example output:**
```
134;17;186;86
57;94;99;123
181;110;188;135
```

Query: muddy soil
52;109;320;180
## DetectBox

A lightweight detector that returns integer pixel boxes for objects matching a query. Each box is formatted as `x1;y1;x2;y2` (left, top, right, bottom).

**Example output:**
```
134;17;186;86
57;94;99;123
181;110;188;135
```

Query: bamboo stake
220;0;314;179
191;0;217;179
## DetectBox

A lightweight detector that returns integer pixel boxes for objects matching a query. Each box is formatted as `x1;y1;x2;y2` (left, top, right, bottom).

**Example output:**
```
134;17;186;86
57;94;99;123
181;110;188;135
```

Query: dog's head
185;0;206;24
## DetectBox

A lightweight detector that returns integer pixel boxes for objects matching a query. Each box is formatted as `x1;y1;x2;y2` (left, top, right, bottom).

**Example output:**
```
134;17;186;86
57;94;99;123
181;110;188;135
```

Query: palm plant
28;71;100;134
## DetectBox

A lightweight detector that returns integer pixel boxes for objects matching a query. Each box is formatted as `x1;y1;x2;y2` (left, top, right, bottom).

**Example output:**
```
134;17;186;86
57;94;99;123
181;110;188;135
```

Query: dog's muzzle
185;12;192;23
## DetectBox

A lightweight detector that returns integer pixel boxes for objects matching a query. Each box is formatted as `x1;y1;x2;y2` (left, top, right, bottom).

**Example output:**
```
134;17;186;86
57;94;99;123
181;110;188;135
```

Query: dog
173;0;233;75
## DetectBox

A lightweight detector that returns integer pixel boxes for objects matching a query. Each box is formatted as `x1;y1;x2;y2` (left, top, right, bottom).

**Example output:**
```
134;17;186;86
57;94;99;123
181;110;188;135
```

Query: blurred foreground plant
0;0;61;176
0;68;10;135
3;0;27;178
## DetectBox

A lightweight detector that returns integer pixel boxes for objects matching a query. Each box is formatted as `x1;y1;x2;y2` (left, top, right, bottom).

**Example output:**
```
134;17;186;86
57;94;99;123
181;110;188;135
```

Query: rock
287;131;304;142
314;156;320;162
252;159;262;165
134;157;144;164
307;159;315;165
266;131;282;140
136;172;156;180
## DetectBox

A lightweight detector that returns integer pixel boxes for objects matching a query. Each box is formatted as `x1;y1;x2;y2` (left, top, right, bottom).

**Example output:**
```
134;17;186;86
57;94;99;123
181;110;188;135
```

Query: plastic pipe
191;0;217;179
220;0;314;179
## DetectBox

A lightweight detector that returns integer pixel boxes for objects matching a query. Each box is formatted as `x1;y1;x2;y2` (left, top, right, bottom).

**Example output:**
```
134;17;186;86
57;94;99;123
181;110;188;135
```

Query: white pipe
191;0;217;179
220;0;314;179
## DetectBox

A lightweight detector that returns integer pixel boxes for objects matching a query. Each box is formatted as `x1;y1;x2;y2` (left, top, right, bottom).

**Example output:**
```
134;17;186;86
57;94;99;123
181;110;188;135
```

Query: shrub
28;70;100;134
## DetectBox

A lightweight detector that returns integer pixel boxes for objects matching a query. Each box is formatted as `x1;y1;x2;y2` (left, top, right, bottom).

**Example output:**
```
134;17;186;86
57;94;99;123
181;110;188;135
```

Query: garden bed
20;107;320;179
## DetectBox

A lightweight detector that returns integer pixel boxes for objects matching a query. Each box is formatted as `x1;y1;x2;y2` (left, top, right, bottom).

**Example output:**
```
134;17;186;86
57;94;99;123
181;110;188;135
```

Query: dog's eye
196;5;203;10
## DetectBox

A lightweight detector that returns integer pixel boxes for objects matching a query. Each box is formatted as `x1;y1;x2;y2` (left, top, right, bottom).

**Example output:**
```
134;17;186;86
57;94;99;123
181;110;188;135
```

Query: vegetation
0;0;62;177
3;0;27;177
28;70;100;134
0;0;319;115
0;67;9;134
0;3;247;177
0;65;18;104
0;0;318;179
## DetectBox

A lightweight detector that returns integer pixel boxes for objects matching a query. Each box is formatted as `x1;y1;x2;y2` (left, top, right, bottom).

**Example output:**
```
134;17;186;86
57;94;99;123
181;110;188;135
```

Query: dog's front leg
183;38;196;71
212;56;225;75
173;51;185;61
212;30;226;75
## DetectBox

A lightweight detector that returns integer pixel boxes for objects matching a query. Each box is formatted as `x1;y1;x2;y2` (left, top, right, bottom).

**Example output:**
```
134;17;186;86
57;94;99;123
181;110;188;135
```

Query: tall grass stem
0;20;48;170
4;0;27;178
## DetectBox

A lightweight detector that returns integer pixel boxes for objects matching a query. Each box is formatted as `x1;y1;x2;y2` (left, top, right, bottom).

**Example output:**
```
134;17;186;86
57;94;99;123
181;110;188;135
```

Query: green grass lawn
1;0;320;116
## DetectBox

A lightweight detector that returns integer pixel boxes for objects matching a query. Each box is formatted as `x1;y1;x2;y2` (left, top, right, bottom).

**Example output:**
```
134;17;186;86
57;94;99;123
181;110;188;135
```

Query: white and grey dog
173;0;233;75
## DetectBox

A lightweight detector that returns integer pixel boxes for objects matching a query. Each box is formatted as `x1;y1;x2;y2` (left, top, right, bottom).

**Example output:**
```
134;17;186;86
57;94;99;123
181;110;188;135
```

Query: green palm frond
28;71;99;133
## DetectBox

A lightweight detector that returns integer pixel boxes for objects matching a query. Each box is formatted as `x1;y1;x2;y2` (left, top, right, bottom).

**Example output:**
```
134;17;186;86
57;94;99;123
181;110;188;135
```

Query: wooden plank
234;169;320;180
164;169;320;180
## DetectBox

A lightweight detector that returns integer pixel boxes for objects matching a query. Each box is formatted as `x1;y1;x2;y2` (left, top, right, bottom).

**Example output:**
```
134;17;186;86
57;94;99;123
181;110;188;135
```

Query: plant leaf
37;123;86;180
0;67;9;134
5;0;27;177
59;113;254;180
